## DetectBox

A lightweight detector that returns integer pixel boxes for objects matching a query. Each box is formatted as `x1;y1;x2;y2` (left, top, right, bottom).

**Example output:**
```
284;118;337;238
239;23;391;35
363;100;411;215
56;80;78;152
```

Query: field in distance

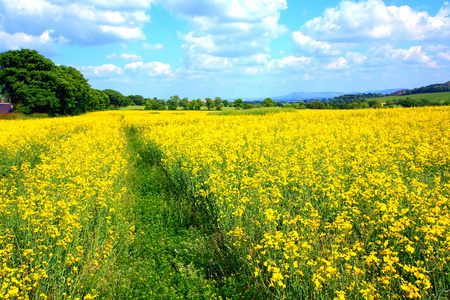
377;91;450;102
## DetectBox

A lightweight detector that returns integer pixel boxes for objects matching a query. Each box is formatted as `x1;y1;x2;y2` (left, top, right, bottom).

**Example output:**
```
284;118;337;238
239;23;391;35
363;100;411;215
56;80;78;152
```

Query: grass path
102;125;260;299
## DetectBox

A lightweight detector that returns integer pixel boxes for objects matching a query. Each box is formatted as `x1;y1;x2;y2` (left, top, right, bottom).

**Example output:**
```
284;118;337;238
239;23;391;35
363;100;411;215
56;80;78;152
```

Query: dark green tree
88;89;109;111
262;98;276;107
128;95;145;106
55;65;91;115
167;95;180;110
205;98;213;110
180;97;189;110
103;89;129;107
0;49;99;115
233;98;243;108
0;49;59;114
214;97;223;111
306;101;326;109
145;98;160;110
158;98;166;110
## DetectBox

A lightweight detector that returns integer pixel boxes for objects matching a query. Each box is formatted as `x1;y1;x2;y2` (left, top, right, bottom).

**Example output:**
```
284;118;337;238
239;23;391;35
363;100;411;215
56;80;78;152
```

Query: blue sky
1;0;449;99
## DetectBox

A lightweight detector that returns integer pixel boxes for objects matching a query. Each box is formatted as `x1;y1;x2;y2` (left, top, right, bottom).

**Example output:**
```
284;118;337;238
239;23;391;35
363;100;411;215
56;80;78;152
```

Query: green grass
0;112;50;120
103;126;262;299
376;92;450;102
209;107;297;116
119;105;145;110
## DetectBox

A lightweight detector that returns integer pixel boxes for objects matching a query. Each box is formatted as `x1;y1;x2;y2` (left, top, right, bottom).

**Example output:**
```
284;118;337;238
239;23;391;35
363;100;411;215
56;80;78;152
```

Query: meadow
377;92;450;103
1;107;449;299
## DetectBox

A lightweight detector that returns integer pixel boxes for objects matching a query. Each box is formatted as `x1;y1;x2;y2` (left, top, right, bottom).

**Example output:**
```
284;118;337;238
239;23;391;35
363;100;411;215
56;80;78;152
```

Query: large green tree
214;97;223;111
103;89;129;107
205;98;214;110
262;98;276;107
233;98;243;108
167;95;180;110
0;49;101;115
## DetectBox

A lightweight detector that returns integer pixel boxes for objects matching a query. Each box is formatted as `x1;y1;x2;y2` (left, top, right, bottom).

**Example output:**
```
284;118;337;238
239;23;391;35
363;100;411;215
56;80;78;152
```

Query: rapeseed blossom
0;113;133;299
1;107;449;299
124;107;450;299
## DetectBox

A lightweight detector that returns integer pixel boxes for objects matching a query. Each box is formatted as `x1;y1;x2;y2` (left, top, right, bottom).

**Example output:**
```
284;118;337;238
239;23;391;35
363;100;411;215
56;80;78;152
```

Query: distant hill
366;88;405;95
272;89;404;102
271;81;450;102
273;91;346;101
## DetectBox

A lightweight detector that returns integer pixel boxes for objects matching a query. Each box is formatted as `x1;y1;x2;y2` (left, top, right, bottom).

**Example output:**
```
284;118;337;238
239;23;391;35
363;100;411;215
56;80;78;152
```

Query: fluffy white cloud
437;51;450;61
267;55;311;73
156;0;287;23
79;0;152;9
360;44;436;68
301;0;450;42
327;57;349;70
159;0;287;74
182;53;233;71
0;29;68;53
80;64;124;77
125;61;172;76
292;31;340;56
106;53;143;61
288;0;450;73
437;2;450;18
346;52;367;64
0;0;151;46
142;43;165;50
390;46;431;64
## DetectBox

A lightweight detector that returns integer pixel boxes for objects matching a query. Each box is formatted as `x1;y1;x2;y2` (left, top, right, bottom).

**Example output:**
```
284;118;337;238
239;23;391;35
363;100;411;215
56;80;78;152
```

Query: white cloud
346;52;367;64
79;0;152;10
425;44;448;52
106;53;143;61
125;61;172;76
437;2;450;18
142;43;165;50
156;0;287;23
0;0;151;46
390;46;433;65
327;57;349;70
182;53;233;71
80;64;124;77
267;55;311;73
234;54;271;66
292;31;340;56
159;0;287;74
0;29;68;53
301;0;450;43
304;73;315;80
361;44;436;68
437;51;450;61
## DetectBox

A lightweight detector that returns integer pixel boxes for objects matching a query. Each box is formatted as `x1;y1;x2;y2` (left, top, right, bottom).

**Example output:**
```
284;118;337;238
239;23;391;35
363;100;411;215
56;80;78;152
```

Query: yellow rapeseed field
124;107;450;299
1;107;449;299
0;113;133;299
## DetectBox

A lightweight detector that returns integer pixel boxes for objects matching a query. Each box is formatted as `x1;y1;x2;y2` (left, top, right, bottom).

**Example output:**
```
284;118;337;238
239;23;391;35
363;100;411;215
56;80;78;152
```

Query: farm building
0;98;13;113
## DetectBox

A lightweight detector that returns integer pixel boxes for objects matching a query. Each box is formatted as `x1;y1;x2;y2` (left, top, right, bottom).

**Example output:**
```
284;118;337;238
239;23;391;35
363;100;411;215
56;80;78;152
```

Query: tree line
402;83;450;95
144;96;224;111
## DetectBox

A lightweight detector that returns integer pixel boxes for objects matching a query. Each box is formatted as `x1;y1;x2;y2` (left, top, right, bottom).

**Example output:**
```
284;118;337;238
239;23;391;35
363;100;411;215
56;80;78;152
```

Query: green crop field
119;105;145;110
376;92;450;102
